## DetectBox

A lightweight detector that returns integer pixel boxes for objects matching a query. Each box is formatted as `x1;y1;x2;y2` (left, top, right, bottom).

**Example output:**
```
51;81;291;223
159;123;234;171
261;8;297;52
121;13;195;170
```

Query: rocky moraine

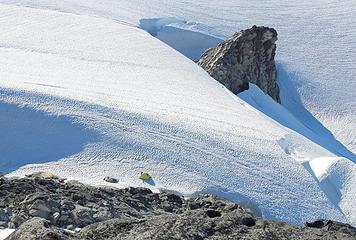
0;175;355;239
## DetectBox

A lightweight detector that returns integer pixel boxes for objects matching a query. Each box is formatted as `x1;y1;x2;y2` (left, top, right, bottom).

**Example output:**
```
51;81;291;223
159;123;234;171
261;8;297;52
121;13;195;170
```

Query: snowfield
0;0;355;227
0;228;14;240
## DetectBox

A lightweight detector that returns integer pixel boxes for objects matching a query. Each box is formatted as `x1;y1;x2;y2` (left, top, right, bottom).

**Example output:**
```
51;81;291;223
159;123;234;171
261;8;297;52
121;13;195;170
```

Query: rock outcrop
198;25;280;102
78;211;356;240
0;175;242;231
1;175;355;239
6;218;74;240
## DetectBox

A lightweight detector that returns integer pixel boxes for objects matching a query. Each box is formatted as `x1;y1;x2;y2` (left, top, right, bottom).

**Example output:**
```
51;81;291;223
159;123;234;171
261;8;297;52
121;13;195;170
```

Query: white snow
0;0;355;227
0;229;15;240
240;85;356;223
139;18;223;61
240;84;356;162
0;0;354;154
309;157;356;225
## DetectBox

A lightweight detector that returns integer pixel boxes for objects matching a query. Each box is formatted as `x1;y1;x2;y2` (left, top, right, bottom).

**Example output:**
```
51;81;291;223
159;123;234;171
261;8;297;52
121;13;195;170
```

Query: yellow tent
139;172;152;180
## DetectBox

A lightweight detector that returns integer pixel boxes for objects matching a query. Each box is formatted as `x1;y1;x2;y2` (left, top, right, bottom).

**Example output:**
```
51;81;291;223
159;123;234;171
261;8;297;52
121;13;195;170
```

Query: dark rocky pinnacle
198;25;280;103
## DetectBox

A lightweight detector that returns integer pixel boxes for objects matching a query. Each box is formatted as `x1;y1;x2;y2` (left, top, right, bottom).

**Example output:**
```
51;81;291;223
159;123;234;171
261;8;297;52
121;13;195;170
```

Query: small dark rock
241;217;256;227
127;187;152;195
305;219;356;236
206;209;222;218
103;177;118;183
306;219;326;228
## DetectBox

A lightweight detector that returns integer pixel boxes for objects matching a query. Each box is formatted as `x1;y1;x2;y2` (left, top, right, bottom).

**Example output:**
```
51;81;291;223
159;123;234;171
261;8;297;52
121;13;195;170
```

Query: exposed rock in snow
103;176;118;183
198;25;280;102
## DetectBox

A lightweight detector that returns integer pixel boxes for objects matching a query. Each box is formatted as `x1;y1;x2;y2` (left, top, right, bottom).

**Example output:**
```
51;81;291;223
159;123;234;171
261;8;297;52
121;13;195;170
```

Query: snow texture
0;0;355;226
139;18;223;61
0;229;15;240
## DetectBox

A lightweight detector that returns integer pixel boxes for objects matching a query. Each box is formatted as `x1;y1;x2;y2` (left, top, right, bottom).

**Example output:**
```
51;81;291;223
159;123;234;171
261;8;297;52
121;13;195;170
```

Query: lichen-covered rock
198;25;280;102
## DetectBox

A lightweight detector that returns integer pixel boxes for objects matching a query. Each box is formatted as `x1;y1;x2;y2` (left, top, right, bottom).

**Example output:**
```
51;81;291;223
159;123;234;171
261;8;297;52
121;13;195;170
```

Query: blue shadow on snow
0;102;101;174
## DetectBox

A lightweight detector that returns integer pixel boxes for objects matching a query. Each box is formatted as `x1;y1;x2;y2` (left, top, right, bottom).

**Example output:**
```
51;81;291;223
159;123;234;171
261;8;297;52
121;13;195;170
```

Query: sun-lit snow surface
0;1;355;225
0;229;15;240
0;0;354;153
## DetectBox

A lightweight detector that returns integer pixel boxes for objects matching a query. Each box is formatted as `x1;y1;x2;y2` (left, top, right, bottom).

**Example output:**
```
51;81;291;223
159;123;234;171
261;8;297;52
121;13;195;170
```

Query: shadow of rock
276;63;355;162
139;17;223;62
192;186;262;218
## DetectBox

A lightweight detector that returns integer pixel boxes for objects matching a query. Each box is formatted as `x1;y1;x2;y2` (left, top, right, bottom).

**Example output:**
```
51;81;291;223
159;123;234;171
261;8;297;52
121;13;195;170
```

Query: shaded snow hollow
139;18;223;62
0;1;355;227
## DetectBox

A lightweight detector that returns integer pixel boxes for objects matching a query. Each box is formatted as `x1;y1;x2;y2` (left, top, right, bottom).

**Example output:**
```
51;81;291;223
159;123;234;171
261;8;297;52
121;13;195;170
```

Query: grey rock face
6;217;74;240
198;25;280;102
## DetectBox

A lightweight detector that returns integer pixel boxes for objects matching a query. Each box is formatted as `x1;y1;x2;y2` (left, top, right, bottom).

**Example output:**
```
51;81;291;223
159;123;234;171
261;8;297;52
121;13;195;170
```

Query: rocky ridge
1;175;355;239
198;25;280;102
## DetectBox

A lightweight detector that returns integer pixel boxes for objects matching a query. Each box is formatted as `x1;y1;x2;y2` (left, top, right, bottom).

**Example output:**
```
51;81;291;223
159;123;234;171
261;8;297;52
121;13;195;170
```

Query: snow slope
2;0;353;155
0;1;355;226
0;229;14;240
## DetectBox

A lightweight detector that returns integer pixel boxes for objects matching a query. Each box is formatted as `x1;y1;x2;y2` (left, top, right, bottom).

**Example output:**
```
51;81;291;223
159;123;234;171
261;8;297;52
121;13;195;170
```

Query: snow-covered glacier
0;1;355;226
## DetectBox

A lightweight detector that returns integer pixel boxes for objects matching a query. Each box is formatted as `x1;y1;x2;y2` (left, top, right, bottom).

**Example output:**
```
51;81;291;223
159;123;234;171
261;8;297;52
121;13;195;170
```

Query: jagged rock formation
1;176;356;239
198;25;280;102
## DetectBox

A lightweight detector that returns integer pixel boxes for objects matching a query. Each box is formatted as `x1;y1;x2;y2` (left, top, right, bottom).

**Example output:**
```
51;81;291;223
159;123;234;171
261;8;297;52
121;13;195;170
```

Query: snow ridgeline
0;1;355;227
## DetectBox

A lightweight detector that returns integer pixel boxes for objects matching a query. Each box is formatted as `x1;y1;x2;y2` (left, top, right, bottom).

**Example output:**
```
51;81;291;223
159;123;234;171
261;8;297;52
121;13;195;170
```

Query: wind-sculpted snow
2;0;353;154
240;84;355;162
0;2;355;226
139;18;223;61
